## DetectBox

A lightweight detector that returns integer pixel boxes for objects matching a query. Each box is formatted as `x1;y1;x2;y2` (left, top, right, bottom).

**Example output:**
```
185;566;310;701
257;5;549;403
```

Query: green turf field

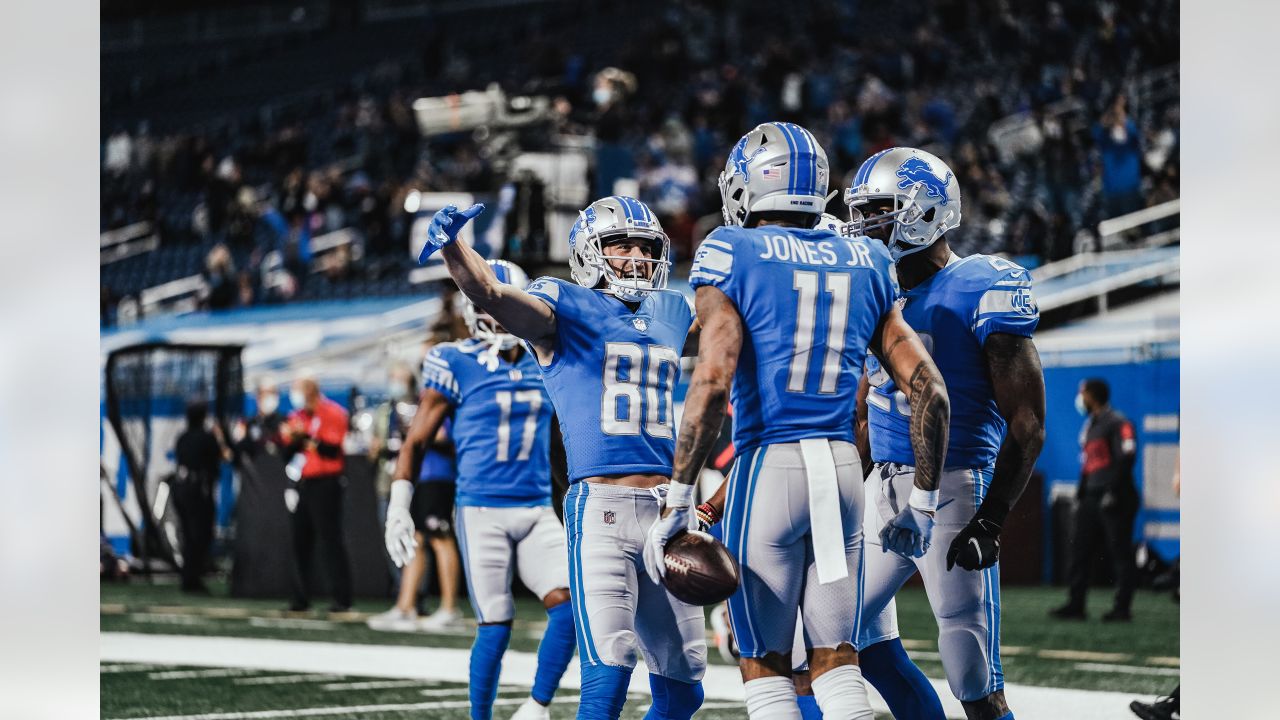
101;579;1178;719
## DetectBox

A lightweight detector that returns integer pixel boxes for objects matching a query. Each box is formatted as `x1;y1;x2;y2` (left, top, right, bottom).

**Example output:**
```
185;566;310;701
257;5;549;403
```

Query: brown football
660;530;740;605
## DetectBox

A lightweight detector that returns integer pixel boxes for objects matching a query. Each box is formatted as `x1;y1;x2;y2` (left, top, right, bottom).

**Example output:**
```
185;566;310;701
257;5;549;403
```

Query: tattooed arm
981;333;1046;524
870;306;950;494
670;286;744;489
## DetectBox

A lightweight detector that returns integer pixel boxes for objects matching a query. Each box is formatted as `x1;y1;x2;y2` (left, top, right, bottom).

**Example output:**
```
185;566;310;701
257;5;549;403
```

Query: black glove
946;516;1002;571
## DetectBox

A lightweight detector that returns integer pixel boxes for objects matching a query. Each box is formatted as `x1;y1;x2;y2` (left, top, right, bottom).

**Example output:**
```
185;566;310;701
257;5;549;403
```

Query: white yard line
102;632;1147;720
248;617;338;631
149;668;262;680
101;663;163;674
129;613;217;627
1075;662;1182;677
319;679;431;691
105;698;526;720
233;674;344;686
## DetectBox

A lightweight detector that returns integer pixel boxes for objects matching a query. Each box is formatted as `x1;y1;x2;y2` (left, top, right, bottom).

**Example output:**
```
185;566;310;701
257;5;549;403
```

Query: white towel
799;438;848;585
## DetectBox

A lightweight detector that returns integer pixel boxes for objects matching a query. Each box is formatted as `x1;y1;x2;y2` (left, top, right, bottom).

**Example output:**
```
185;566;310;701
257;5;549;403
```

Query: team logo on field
602;510;616;525
632;318;648;333
895;157;953;205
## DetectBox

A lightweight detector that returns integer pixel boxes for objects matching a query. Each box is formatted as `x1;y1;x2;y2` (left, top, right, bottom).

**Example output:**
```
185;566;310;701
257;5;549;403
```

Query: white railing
1098;199;1179;249
138;274;208;318
101;222;160;265
1036;253;1180;313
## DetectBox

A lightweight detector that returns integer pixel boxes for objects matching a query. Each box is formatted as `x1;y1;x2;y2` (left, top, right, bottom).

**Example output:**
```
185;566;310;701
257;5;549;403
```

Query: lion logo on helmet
895;157;953;205
730;137;768;184
569;206;598;248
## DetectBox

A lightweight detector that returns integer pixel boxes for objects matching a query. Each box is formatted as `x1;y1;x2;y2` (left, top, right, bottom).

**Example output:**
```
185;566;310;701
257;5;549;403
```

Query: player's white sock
811;664;874;720
743;676;801;719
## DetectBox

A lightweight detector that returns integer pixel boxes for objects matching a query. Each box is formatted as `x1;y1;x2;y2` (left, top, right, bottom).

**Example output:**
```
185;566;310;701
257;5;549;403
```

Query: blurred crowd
101;0;1179;319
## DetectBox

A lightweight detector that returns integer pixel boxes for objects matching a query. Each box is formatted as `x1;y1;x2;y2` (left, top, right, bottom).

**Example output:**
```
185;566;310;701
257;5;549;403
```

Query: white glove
643;483;697;584
385;480;418;568
283;487;299;514
880;487;938;560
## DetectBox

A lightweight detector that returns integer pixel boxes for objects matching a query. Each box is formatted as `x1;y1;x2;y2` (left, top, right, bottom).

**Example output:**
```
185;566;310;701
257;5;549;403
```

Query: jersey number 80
601;342;679;438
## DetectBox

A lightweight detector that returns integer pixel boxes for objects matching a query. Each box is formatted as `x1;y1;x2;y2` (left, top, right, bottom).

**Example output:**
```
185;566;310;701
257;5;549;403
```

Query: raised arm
945;332;1044;572
440;237;557;349
423;204;557;350
871;306;950;496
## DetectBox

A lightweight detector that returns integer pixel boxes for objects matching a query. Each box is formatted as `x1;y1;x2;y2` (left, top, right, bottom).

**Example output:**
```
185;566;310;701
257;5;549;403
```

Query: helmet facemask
463;301;519;351
570;203;671;302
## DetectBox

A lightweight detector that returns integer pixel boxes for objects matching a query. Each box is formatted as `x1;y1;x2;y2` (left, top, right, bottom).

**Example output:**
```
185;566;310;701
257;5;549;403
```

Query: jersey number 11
788;270;852;395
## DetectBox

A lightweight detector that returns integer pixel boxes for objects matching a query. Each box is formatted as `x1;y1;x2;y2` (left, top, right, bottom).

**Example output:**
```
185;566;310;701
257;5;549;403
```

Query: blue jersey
689;225;897;453
526;277;694;482
418;417;456;483
421;339;554;507
866;254;1040;469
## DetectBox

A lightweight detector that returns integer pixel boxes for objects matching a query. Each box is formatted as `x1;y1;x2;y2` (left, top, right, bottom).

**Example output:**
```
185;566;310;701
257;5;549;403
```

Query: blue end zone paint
1038;356;1181;579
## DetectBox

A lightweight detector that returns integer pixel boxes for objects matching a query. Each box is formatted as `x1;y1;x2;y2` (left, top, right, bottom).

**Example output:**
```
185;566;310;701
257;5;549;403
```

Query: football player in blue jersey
385;260;576;720
647;122;951;720
418;197;705;720
846;147;1046;720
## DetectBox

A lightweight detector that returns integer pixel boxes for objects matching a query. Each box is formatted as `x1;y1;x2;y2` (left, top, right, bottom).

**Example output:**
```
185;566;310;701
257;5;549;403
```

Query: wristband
664;482;695;508
696;503;721;527
908;486;940;513
389;479;414;512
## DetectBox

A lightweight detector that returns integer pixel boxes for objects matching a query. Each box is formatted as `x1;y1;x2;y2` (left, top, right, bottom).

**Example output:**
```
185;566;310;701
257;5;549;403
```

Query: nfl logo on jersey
632;318;648;333
603;510;616;525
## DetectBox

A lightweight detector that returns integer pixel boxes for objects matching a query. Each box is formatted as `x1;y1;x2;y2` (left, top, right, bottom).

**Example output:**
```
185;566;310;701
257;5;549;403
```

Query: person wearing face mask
235;379;286;458
280;375;353;613
1051;378;1139;622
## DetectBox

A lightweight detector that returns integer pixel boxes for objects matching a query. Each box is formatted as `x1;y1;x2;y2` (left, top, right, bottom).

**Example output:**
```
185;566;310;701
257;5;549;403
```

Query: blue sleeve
526;276;564;314
421;346;462;405
972;267;1040;345
688;228;740;298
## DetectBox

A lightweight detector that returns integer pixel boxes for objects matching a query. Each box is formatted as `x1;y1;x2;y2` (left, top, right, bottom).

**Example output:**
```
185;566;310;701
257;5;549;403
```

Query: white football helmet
463;259;529;350
844;147;961;261
568;196;670;301
719;121;830;227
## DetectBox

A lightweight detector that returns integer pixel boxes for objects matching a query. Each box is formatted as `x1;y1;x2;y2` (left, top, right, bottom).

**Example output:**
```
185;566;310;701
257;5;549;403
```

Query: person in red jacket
281;375;353;612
